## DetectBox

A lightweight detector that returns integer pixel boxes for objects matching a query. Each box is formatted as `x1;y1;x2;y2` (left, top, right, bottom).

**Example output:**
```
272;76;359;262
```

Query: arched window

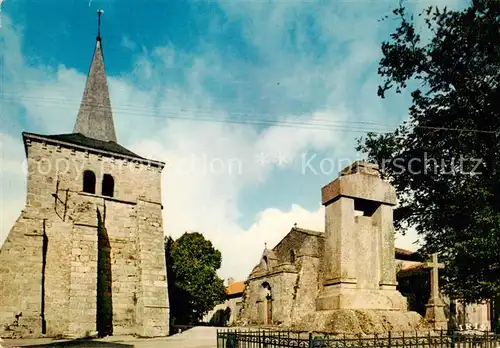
262;255;268;269
290;250;296;264
101;174;115;197
83;170;96;194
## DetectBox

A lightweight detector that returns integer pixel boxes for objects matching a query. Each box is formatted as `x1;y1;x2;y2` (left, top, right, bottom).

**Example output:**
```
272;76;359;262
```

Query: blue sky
0;0;467;280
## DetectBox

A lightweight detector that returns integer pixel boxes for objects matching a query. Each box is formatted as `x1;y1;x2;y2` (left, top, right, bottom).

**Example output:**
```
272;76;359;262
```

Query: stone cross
423;253;447;330
423;253;445;305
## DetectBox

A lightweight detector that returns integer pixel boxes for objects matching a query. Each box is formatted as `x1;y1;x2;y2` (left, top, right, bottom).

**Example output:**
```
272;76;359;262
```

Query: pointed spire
74;9;117;143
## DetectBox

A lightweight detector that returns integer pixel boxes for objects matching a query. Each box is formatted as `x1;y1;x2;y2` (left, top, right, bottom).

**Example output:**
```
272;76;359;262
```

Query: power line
2;92;499;135
1;93;396;133
2;92;386;126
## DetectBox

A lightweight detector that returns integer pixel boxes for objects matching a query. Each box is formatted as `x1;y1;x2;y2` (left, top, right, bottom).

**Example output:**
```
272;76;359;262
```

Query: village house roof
226;281;245;296
398;262;427;278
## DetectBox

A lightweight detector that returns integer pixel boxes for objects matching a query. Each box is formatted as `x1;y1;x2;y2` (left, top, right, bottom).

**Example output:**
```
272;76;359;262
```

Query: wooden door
266;296;272;325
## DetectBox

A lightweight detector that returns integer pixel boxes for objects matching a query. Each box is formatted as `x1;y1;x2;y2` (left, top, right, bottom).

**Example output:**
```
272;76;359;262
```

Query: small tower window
102;174;114;197
83;170;96;194
290;250;296;264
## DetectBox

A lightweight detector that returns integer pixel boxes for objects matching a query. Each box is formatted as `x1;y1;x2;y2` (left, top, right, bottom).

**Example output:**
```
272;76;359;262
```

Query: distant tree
165;232;227;325
357;0;500;304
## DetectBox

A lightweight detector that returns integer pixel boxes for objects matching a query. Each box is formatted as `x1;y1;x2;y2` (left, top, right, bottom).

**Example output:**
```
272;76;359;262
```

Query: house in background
204;278;245;326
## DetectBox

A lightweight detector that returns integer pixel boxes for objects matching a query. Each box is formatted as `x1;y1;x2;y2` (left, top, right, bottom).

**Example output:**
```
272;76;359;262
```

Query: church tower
0;10;170;339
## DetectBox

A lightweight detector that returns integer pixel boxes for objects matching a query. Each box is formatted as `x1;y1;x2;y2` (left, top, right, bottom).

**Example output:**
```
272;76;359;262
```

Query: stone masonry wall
0;139;169;338
0;213;45;338
273;230;322;263
290;256;321;325
203;296;243;326
101;200;140;336
239;230;324;328
241;272;298;326
67;200;99;338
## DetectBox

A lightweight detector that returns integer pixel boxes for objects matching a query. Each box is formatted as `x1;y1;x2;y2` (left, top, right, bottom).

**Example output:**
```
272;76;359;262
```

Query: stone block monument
296;161;429;334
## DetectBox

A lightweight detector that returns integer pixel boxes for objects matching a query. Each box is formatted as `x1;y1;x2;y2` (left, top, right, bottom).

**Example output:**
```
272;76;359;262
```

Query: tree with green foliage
165;232;227;326
357;0;500;304
397;270;430;317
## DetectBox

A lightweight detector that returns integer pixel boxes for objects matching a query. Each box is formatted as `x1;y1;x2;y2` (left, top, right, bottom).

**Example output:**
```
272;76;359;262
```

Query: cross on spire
97;9;104;41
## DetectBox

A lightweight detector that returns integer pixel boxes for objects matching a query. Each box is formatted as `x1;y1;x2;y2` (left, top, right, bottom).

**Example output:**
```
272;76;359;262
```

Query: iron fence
216;329;500;348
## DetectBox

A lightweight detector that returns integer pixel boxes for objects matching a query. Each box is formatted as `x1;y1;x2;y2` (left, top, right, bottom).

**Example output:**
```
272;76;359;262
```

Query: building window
102;174;115;197
83;170;96;194
290;250;296;264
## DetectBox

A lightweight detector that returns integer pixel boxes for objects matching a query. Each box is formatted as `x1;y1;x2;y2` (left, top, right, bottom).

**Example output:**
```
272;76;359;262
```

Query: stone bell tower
316;161;407;311
0;10;170;339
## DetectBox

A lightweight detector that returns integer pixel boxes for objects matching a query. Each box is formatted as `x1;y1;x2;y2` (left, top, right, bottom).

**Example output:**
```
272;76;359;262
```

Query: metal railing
216;329;500;348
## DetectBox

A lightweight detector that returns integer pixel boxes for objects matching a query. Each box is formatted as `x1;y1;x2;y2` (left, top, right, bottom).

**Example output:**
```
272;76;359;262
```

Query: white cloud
0;133;26;240
121;36;137;51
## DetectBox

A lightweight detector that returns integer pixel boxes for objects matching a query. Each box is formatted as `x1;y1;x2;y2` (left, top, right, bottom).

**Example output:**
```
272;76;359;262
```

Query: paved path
1;326;221;348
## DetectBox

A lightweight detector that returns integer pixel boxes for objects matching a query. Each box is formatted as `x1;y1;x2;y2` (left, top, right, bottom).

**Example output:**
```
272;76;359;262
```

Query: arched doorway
262;282;272;325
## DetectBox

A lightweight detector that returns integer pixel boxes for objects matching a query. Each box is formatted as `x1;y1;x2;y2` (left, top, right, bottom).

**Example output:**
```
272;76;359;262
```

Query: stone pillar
67;202;99;338
135;199;169;337
323;197;357;287
316;161;406;311
377;204;398;289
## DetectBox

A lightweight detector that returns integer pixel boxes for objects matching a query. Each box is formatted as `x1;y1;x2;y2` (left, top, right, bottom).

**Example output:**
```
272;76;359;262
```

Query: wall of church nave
273;232;322;263
239;277;273;325
271;273;298;326
240;272;297;326
291;256;320;324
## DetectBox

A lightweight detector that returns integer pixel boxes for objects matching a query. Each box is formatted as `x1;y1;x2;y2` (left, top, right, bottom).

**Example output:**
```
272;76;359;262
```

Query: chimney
227;278;235;286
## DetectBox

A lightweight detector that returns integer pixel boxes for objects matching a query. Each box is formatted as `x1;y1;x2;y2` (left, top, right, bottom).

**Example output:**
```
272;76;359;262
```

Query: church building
0;12;170;339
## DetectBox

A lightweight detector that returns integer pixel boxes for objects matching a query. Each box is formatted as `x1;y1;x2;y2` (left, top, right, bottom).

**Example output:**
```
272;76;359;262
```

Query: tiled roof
398;262;426;277
402;263;425;272
395;247;415;256
226;281;245;295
